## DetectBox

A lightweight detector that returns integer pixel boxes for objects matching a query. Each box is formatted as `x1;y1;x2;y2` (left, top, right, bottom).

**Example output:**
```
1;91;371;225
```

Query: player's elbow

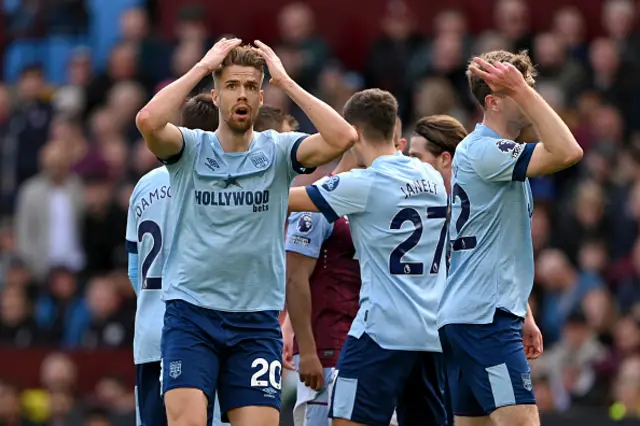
136;109;154;135
565;144;584;166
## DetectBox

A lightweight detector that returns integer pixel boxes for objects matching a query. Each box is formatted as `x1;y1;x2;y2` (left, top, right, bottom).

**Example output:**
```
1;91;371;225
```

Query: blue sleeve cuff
512;143;536;182
305;186;339;223
290;136;317;175
125;240;138;254
157;130;186;165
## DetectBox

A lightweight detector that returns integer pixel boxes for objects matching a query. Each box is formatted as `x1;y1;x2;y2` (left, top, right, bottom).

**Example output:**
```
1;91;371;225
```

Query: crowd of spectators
1;0;640;424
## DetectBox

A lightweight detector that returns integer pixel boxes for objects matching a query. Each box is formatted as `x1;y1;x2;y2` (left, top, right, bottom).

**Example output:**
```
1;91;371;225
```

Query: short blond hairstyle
467;50;537;108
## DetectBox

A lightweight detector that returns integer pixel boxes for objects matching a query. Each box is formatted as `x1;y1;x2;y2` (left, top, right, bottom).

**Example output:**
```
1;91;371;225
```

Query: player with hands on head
135;36;357;426
437;50;582;426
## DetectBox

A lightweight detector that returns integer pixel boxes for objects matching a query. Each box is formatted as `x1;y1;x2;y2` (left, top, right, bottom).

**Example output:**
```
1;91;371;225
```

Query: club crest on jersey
297;213;313;233
205;157;219;172
169;360;182;379
521;372;532;391
250;151;269;168
322;176;340;192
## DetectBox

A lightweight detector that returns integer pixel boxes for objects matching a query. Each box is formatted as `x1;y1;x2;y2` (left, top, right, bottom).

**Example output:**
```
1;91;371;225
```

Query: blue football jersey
126;166;173;364
437;124;536;328
306;153;448;351
162;128;312;311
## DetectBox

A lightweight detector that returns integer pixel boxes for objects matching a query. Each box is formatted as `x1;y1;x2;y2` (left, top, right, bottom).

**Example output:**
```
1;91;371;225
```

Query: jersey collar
475;123;501;139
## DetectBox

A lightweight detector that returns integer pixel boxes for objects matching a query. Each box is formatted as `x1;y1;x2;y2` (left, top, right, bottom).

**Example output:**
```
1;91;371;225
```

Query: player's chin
228;118;253;134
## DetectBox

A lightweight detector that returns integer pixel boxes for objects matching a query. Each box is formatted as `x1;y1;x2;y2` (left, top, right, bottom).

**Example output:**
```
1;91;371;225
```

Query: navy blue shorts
161;300;283;422
329;333;448;426
438;309;536;417
136;362;166;426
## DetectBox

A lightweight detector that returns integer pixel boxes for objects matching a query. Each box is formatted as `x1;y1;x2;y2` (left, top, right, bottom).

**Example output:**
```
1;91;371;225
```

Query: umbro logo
205;157;219;172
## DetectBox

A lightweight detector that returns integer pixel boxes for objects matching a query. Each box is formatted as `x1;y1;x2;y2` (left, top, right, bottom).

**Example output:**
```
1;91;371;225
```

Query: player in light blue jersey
288;89;450;426
127;94;230;426
135;37;357;426
437;50;583;426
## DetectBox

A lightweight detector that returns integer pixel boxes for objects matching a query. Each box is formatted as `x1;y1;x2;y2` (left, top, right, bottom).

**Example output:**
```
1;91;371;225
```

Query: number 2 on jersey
388;206;448;275
138;220;162;287
451;184;477;251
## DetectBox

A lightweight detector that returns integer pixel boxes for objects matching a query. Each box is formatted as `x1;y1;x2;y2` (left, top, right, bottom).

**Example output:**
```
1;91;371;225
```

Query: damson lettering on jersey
135;185;171;218
400;179;438;199
194;190;270;212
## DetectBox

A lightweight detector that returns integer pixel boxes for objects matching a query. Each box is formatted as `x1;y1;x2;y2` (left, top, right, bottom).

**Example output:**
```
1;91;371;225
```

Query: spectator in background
91;375;135;426
0;285;42;347
81;174;127;275
84;43;148;117
53;49;92;117
13;66;54;195
34;267;90;347
83;408;113;426
535;312;610;410
81;276;133;349
537;248;604;345
15;140;84;282
493;0;533;52
275;2;330;92
0;379;38;426
532;32;586;103
585;38;640;131
553;181;610;265
601;0;640;66
617;239;640;313
610;356;640;420
364;0;422;119
552;7;589;65
119;8;166;88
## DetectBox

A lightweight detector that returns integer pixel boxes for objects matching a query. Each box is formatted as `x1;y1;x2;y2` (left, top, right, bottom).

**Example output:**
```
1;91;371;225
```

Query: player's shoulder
256;129;309;147
465;124;522;159
132;166;170;198
177;126;213;144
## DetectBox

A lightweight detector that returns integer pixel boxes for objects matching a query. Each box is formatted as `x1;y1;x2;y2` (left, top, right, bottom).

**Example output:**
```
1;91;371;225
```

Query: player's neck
333;154;358;174
361;141;396;167
443;169;452;194
482;116;521;141
215;125;254;153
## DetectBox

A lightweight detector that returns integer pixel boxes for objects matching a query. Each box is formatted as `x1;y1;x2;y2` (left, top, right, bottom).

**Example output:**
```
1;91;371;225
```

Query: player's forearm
280;78;357;150
286;279;317;356
512;86;583;166
136;64;209;133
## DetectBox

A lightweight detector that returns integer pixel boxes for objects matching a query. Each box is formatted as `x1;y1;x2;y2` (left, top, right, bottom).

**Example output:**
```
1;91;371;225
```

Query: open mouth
234;106;249;118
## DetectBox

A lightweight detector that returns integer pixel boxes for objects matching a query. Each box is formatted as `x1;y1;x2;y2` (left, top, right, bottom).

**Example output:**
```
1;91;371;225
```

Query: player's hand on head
198;37;242;73
469;57;529;97
298;353;324;391
252;40;291;88
522;320;544;360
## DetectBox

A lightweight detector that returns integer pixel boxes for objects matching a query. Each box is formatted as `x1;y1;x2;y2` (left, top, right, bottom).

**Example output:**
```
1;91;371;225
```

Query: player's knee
164;388;208;426
490;404;539;426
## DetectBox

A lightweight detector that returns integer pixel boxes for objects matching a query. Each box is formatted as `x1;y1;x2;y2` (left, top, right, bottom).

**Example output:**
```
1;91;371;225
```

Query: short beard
225;118;253;134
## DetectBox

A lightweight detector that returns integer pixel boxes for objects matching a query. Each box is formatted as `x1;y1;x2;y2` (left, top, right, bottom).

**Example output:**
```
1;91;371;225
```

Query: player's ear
441;151;452;168
484;94;500;113
259;89;264;108
211;89;220;108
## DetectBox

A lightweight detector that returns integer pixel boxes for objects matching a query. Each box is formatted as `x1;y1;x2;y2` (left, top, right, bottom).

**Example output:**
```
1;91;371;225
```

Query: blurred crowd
1;0;640;424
